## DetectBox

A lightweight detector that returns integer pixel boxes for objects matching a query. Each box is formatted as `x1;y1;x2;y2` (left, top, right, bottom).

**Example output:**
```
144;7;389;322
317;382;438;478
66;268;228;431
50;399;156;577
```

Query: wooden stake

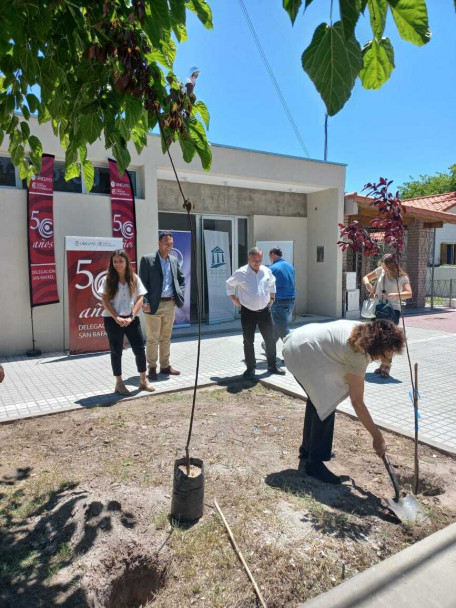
214;499;268;608
413;362;419;495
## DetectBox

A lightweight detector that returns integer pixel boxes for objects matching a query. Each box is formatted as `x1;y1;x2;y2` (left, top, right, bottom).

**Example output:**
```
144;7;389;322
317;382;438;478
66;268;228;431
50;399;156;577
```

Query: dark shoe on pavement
160;366;181;375
267;366;286;375
148;366;158;381
305;461;341;485
242;368;255;379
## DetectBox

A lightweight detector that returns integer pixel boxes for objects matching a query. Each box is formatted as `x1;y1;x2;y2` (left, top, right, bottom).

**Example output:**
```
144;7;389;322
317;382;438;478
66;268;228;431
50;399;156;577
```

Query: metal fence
425;277;455;308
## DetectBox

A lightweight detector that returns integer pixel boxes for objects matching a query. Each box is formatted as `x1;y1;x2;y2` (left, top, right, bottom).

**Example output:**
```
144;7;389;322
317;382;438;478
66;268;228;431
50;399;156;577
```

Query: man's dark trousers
299;396;335;462
240;305;276;370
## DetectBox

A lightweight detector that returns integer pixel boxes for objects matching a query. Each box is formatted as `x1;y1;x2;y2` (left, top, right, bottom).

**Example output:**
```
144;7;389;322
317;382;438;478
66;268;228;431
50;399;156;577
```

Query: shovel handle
382;454;401;502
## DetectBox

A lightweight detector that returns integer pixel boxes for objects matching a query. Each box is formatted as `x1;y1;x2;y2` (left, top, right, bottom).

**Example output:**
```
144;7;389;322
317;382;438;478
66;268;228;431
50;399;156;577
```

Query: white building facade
0;119;346;356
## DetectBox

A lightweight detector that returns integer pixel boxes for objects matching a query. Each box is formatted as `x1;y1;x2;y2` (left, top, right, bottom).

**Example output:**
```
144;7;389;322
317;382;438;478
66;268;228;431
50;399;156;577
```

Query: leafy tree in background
399;164;456;199
0;0;212;189
283;0;433;116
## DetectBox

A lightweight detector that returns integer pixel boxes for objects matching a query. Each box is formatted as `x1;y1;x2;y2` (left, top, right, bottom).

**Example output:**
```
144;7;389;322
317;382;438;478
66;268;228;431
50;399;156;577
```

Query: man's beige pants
144;300;176;369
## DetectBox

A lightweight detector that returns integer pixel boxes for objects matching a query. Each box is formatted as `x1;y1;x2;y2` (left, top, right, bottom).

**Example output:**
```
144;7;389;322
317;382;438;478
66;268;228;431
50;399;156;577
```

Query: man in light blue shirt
268;246;296;342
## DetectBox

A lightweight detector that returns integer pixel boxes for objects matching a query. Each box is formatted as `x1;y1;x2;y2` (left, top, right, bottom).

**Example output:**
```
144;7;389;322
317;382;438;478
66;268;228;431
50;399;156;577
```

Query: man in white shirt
226;247;286;379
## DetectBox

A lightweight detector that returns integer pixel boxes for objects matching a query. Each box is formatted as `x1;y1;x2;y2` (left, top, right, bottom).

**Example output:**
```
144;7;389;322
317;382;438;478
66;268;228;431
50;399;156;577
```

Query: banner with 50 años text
109;158;137;268
27;154;59;306
66;236;123;355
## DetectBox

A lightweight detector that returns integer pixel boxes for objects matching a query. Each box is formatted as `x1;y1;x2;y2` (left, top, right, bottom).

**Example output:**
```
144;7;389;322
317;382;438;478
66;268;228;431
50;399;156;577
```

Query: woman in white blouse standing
99;249;154;395
363;254;412;377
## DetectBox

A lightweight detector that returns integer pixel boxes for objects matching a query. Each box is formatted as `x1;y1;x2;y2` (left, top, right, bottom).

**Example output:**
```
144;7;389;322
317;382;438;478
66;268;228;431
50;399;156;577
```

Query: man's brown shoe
148;366;158;381
160;366;181;375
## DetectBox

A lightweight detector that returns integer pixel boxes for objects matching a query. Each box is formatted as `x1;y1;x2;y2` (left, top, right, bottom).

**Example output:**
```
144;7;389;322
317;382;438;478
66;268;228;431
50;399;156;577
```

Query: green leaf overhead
302;22;363;116
78;113;103;146
186;0;213;28
367;0;388;39
387;0;431;46
0;0;212;186
360;38;395;89
283;0;303;24
339;0;364;40
284;0;431;116
82;160;95;192
193;101;210;129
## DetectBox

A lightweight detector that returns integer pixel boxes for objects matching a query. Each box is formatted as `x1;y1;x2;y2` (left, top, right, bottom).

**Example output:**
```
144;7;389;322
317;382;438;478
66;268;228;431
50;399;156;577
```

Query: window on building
91;166;137;196
238;218;248;267
53;161;83;193
441;243;456;265
0;156;17;187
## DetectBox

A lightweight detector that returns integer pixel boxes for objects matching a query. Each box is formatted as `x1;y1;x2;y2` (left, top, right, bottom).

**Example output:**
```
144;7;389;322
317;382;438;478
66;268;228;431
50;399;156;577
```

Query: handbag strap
381;272;388;302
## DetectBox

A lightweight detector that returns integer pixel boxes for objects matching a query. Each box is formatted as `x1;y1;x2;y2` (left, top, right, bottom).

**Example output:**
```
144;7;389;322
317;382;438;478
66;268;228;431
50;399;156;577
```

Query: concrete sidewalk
2;314;456;608
1;315;456;455
298;521;456;608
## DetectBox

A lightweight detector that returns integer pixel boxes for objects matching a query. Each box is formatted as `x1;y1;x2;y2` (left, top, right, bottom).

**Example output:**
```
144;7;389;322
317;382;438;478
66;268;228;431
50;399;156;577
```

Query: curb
297;521;456;608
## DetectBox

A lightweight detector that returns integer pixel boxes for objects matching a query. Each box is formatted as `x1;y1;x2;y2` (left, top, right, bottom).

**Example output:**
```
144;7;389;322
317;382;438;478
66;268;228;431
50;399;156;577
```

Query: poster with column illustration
166;230;192;327
204;230;234;324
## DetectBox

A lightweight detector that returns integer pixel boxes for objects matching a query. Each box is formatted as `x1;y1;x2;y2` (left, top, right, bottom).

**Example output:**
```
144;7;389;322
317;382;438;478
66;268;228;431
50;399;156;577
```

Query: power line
237;0;310;158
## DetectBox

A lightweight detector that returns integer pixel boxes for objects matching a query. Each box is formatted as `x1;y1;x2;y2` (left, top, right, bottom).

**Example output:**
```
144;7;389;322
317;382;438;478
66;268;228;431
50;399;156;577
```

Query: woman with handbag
362;254;412;378
99;249;155;395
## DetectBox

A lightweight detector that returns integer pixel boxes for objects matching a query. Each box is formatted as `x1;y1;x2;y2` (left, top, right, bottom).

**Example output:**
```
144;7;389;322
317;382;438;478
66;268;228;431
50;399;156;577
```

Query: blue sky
173;1;456;193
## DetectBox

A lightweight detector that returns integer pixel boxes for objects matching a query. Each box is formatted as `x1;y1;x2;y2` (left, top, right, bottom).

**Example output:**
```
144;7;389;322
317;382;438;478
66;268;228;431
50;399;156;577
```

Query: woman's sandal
115;383;131;396
139;381;155;393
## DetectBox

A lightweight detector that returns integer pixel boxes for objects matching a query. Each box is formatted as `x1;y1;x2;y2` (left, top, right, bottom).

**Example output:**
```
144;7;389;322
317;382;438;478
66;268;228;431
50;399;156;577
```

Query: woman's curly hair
348;320;405;359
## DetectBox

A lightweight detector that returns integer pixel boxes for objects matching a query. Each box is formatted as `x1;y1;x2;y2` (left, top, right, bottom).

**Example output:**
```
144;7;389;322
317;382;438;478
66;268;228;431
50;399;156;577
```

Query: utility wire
238;0;310;158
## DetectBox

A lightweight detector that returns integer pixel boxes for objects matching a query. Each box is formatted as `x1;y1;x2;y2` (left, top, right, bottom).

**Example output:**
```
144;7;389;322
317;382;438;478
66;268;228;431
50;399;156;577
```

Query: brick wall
405;220;428;308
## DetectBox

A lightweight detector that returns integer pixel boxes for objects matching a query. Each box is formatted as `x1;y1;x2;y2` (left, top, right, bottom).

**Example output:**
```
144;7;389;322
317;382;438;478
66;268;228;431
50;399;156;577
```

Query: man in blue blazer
139;232;186;380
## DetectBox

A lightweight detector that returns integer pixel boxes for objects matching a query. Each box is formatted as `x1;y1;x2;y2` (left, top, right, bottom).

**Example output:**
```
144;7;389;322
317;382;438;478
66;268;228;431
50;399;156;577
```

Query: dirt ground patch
1;383;456;607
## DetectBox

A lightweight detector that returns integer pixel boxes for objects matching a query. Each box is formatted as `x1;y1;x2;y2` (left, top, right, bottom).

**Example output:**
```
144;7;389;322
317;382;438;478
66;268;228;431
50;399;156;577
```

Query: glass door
202;215;235;322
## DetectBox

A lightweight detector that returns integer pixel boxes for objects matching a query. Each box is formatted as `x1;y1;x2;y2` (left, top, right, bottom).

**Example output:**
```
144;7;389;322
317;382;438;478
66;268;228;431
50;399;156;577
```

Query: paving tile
1;319;456;454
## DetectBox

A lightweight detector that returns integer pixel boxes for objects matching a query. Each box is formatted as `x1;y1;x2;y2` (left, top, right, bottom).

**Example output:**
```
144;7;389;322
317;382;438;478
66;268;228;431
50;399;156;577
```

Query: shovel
382;454;427;524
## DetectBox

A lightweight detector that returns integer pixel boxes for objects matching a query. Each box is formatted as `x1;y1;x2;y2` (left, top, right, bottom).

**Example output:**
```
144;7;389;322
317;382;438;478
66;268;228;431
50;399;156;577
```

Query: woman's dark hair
381;253;406;279
105;249;137;300
348;320;405;359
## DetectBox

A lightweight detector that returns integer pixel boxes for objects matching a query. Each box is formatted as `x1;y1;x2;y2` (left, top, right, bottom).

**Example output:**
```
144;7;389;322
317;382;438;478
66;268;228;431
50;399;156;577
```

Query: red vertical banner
27;154;59;306
109;159;137;267
65;236;123;355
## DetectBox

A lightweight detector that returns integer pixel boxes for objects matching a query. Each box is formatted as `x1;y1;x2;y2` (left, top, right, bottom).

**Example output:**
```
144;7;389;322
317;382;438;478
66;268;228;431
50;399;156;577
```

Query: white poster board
255;241;294;266
204;230;234;324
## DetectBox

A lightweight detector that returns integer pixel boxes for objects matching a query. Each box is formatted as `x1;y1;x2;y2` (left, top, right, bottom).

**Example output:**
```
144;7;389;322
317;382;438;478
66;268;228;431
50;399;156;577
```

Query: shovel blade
385;495;428;524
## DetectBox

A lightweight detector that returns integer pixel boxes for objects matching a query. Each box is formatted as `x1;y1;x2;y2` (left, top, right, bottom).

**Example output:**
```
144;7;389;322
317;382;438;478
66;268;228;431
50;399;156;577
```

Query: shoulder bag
375;274;399;324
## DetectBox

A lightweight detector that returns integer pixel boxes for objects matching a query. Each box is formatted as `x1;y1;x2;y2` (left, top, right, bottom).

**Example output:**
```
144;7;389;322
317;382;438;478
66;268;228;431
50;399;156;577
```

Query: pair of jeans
298;395;335;462
271;298;295;341
104;316;147;377
240;305;276;370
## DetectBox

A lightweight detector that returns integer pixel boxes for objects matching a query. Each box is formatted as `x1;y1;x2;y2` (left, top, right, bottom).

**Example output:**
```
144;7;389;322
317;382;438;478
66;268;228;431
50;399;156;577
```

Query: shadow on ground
0;469;136;607
365;372;402;385
265;466;399;541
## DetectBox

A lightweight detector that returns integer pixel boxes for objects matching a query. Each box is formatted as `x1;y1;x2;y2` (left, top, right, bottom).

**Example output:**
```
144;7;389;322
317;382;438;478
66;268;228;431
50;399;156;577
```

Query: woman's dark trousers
104;316;147;376
240;305;276;370
299;397;335;462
